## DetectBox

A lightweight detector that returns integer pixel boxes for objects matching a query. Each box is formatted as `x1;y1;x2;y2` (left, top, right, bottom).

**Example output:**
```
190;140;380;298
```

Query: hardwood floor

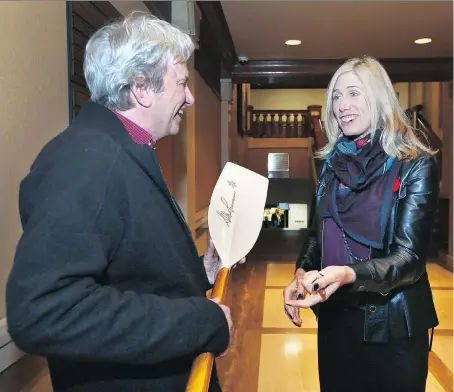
218;260;453;392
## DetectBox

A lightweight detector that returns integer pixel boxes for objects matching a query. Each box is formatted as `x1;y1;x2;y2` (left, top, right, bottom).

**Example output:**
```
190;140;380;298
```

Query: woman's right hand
283;268;323;327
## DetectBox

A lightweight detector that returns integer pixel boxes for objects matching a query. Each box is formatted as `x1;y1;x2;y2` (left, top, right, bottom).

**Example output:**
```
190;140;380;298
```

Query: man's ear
130;79;154;108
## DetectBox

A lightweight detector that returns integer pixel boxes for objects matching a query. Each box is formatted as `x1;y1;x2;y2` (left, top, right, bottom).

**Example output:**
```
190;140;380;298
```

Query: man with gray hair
6;12;235;392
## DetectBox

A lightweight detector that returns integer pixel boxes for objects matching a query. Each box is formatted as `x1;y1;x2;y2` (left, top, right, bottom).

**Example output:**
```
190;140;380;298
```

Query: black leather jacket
296;155;439;343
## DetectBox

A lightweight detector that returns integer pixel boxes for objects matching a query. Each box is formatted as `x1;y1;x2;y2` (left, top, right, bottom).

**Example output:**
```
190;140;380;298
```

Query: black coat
6;103;229;391
297;155;439;343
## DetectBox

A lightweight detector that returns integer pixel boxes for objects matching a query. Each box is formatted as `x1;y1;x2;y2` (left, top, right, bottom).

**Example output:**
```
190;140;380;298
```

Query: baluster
249;113;256;137
273;113;281;137
297;113;303;137
284;114;291;138
293;113;298;138
273;113;278;137
263;113;270;137
268;113;273;138
258;113;265;137
300;113;306;137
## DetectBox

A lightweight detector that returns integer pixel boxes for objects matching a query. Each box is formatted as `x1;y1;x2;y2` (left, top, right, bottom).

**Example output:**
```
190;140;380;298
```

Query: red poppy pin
356;137;369;149
393;178;401;193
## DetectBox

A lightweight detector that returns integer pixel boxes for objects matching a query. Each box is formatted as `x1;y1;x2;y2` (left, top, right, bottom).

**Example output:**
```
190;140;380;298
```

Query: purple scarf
319;132;402;249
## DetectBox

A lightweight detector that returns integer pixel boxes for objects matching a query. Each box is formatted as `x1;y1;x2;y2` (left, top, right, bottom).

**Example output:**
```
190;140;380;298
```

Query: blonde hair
317;56;436;160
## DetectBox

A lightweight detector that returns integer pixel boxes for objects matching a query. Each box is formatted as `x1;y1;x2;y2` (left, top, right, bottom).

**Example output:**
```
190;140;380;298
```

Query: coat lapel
77;102;192;236
122;140;192;235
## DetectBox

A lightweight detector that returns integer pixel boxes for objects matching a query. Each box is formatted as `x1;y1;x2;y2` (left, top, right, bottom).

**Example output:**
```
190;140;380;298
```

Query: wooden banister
247;107;312;138
246;105;323;140
185;268;230;392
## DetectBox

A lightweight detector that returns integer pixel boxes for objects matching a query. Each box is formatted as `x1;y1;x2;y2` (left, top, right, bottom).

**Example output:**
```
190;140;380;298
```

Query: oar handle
210;267;230;300
185;267;230;392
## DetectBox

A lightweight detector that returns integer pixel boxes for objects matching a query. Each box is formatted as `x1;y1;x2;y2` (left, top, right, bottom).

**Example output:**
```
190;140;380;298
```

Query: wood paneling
194;72;221;212
143;1;171;22
194;2;238;97
247;138;312;149
245;148;311;179
66;2;121;121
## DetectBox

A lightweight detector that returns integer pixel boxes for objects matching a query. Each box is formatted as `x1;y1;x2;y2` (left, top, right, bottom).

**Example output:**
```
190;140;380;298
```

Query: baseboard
0;318;24;373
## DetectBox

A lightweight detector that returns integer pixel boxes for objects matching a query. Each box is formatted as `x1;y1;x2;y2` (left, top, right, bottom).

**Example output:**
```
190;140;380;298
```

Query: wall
251;88;327;117
409;82;424;107
245;148;311;179
394;83;410;109
229;84;247;166
250;83;411;119
440;82;453;199
195;73;222;212
0;1;68;389
0;1;69;320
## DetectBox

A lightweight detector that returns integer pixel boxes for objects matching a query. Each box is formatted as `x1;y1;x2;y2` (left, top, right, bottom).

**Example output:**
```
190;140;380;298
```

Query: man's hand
204;239;246;284
283;268;323;327
210;297;233;357
286;266;356;309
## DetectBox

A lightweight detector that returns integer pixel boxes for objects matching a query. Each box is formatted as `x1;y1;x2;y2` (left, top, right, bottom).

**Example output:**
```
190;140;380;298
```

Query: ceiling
221;1;453;61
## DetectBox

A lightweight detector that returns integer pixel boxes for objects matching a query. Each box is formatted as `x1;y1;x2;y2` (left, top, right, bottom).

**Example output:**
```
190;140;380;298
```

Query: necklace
341;229;372;262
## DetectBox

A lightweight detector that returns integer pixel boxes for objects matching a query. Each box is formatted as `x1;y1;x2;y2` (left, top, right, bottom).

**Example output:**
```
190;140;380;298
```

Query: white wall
251;89;328;117
0;0;68;385
0;0;68;334
250;83;411;120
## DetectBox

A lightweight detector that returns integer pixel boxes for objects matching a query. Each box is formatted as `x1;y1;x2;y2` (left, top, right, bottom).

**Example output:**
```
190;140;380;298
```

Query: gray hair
318;56;436;160
83;11;195;111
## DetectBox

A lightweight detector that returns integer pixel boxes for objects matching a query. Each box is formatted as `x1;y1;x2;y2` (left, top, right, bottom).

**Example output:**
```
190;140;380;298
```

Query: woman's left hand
285;266;356;308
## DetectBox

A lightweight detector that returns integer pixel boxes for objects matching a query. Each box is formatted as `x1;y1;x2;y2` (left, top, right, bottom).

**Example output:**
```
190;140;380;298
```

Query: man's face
150;61;195;138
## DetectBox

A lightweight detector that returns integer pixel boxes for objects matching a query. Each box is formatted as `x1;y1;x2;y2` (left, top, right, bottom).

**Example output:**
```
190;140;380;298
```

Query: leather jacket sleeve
348;156;439;294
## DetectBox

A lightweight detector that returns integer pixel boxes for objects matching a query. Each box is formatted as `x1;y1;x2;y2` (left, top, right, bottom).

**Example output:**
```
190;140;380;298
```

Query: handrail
417;118;442;148
409;105;442;150
318;118;323;132
195;207;209;230
186;267;230;392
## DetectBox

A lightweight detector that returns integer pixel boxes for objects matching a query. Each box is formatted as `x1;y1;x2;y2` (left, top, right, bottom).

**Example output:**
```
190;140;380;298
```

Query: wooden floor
1;261;452;392
217;260;454;392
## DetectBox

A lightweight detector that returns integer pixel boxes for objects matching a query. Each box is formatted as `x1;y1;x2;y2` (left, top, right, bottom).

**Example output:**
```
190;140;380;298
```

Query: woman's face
332;71;371;138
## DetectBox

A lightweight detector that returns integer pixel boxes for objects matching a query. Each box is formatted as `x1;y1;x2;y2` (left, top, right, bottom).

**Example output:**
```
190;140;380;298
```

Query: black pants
317;305;429;392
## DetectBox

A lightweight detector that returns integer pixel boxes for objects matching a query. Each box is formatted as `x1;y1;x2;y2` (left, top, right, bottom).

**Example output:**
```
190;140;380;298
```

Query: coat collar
73;102;190;232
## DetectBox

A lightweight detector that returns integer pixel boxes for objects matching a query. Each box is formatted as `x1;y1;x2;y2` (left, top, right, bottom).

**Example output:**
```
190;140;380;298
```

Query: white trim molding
0;318;24;373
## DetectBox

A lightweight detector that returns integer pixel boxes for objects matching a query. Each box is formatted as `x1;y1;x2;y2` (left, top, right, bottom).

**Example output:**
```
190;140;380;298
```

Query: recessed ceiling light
414;38;432;44
285;39;301;46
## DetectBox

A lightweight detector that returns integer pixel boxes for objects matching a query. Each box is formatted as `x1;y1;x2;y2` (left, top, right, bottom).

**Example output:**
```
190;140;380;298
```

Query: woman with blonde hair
283;56;438;391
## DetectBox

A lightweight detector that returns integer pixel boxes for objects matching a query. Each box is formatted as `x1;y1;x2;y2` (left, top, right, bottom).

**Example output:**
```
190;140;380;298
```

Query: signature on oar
217;180;238;226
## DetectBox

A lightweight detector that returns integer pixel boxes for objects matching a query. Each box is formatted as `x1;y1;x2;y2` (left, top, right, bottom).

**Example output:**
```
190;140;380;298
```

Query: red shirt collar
114;112;156;148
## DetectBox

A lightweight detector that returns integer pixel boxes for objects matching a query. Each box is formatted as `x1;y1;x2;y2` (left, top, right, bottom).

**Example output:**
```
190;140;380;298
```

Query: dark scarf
318;131;402;249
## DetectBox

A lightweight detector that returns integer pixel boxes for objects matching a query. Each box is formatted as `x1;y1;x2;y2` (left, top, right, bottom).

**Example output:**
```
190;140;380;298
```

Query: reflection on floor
218;261;453;392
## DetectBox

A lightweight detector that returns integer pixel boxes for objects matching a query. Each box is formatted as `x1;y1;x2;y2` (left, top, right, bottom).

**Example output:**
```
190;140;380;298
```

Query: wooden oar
185;163;268;392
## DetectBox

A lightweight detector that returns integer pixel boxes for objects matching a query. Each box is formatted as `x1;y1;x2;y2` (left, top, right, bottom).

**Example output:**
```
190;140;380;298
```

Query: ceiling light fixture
414;38;432;44
285;39;301;46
